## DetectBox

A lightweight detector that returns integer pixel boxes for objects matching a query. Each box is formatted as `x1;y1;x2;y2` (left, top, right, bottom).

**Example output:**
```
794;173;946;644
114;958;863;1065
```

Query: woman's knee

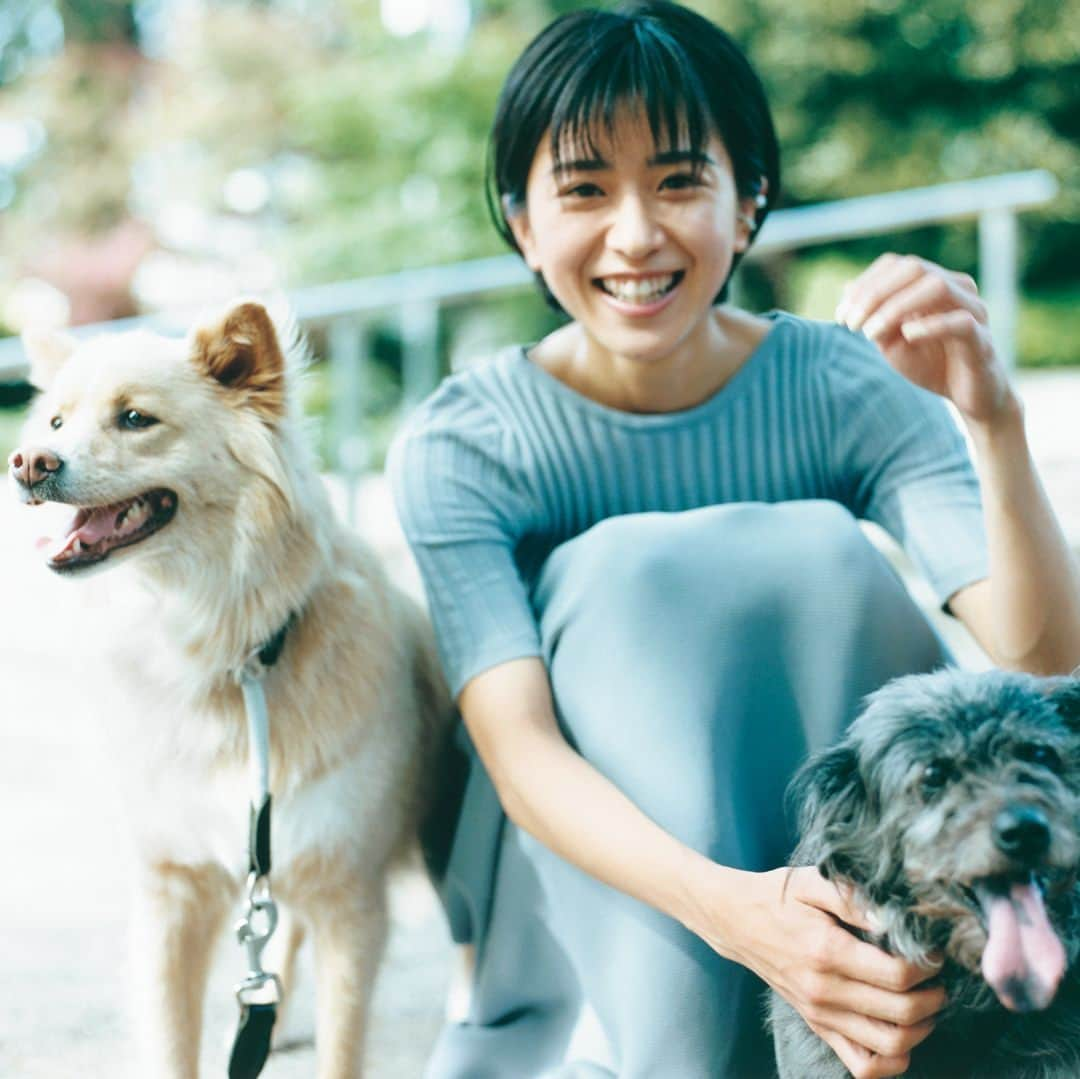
537;500;889;634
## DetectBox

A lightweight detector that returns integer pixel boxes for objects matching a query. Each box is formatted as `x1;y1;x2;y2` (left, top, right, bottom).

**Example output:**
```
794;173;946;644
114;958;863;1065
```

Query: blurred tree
0;0;1076;319
0;0;148;321
691;0;1080;284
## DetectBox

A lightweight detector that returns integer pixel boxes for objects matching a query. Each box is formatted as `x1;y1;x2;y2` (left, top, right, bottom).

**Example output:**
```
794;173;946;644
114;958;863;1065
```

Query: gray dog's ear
1042;677;1080;732
789;743;868;881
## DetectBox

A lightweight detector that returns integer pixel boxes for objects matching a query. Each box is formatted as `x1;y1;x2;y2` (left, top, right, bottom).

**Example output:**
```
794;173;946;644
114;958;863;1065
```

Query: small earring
754;192;767;208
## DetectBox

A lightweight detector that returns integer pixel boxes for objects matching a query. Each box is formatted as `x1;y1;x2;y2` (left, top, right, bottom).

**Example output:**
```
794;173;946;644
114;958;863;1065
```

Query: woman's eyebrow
648;149;715;167
550;149;714;178
551;156;608;177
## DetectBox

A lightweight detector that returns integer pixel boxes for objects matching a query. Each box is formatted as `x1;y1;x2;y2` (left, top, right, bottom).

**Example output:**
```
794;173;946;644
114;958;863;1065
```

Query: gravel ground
2;368;1079;1077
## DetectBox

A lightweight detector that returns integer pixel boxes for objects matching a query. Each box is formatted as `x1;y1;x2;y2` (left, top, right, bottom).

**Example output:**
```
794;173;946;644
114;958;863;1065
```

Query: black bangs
548;20;710;174
487;1;782;311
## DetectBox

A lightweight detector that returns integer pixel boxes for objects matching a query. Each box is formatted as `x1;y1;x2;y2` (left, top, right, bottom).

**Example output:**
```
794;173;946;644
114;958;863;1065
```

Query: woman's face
508;108;758;367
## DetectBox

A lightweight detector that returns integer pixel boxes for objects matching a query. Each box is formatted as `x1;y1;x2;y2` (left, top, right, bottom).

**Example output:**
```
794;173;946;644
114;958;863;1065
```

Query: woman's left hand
836;253;1015;429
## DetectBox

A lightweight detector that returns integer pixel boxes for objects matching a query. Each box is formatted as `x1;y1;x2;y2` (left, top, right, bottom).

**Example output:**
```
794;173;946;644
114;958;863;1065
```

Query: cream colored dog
8;301;451;1078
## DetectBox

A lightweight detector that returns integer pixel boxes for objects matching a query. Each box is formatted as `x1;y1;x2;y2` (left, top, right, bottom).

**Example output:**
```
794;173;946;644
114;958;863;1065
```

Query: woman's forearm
462;658;738;939
496;718;738;939
963;392;1080;672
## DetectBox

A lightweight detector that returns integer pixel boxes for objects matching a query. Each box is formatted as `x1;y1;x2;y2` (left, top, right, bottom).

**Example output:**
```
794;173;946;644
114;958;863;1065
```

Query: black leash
227;614;295;1079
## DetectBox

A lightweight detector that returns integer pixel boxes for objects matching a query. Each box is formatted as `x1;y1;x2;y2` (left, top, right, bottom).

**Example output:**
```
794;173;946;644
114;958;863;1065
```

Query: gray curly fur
769;669;1080;1079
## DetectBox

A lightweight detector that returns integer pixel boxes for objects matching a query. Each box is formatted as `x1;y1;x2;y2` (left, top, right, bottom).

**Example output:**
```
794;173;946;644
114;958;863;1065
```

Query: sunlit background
0;0;1078;467
1;3;1079;1074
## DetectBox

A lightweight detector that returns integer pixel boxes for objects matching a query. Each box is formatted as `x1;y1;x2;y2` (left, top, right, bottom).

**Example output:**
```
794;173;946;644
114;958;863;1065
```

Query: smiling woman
487;2;779;313
506;118;762;412
388;3;1080;1078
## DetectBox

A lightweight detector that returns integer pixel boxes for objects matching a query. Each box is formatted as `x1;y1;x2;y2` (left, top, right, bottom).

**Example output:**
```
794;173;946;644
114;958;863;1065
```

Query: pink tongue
47;505;125;560
76;506;122;544
980;880;1065;1011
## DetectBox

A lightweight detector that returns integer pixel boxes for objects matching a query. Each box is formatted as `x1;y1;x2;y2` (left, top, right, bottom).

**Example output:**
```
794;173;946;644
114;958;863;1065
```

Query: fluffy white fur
10;302;452;1078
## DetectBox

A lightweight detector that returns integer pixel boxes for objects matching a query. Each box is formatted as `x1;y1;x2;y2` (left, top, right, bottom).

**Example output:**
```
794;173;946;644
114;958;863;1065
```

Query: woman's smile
507;110;758;373
594;270;685;313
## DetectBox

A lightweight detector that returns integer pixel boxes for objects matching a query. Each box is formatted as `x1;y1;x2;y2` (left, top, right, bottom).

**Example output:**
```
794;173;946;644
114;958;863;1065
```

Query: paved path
2;368;1079;1076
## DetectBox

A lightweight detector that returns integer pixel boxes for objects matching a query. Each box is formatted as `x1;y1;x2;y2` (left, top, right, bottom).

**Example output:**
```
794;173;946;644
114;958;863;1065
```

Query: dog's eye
921;758;956;796
50;415;63;430
1015;742;1062;772
119;409;158;431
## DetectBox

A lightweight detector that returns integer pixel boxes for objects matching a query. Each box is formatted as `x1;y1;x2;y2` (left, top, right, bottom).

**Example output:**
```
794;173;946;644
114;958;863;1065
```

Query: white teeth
118;499;150;531
602;274;676;303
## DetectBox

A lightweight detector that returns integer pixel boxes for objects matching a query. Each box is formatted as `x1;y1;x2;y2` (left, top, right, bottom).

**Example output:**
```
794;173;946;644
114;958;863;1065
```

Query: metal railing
0;169;1060;512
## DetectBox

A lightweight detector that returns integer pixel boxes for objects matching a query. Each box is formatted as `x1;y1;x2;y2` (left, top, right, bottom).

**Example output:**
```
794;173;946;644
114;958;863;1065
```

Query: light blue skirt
425;501;953;1079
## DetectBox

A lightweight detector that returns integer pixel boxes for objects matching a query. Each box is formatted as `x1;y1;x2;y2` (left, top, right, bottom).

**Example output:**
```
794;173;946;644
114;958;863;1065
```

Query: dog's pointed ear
22;328;78;390
192;301;286;420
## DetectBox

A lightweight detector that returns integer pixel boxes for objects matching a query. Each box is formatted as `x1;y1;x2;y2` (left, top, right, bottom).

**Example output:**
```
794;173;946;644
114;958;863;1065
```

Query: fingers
811;969;945;1026
811;1005;936;1060
833;930;943;994
816;1027;911;1079
900;309;992;360
836;253;986;344
790;865;877;932
836;253;924;329
790;869;942;994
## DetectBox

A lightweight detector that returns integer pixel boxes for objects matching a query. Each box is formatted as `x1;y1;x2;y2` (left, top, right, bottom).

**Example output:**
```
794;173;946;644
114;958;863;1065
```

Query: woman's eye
1016;742;1061;772
120;409;159;430
561;182;604;199
660;172;700;190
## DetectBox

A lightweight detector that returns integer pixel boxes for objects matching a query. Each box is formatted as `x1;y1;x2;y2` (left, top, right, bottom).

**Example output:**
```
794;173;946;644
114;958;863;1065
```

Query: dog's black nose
993;805;1051;863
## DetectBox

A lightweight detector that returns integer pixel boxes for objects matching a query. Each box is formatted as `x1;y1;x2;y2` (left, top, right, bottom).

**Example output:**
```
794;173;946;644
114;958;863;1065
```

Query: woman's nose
607;195;663;259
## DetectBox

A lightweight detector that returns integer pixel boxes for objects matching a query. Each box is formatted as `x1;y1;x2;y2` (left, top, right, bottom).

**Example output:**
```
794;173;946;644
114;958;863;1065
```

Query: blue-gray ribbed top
389;312;988;697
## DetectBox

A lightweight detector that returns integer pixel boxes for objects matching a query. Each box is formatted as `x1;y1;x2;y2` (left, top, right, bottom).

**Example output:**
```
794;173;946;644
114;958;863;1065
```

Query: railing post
329;318;370;526
400;299;441;408
978;208;1019;370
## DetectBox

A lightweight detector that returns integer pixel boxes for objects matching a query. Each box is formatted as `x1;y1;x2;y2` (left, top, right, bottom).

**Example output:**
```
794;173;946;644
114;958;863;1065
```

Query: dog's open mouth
45;489;178;573
965;874;1066;1013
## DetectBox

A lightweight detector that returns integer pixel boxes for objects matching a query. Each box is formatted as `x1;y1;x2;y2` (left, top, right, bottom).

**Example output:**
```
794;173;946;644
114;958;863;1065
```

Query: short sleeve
388;376;541;697
825;328;989;607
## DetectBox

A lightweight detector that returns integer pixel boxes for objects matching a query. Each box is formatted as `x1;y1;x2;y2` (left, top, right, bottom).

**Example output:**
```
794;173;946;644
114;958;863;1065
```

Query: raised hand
836;253;1015;428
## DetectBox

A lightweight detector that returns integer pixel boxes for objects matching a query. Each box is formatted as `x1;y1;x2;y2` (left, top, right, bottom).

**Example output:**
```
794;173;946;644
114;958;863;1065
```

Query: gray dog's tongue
975;878;1065;1012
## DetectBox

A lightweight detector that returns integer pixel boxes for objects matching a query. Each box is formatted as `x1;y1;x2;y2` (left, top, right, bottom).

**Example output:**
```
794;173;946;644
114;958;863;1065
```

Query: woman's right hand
686;864;945;1079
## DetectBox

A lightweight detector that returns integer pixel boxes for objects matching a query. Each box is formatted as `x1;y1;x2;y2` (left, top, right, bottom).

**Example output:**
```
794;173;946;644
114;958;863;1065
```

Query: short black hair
486;0;781;309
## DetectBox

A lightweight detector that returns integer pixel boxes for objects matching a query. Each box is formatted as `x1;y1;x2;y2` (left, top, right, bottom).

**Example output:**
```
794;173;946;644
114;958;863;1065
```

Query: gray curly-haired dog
770;668;1080;1079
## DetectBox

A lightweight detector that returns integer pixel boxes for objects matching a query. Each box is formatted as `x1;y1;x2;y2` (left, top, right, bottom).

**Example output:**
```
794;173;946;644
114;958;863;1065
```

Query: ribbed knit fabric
388;312;988;698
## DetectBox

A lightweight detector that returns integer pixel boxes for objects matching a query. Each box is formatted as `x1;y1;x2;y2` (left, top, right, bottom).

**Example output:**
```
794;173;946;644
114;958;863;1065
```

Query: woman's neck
529;306;772;414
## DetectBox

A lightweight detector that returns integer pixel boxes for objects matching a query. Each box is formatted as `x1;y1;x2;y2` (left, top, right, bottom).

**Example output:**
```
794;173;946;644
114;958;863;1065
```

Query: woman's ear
504;195;541;271
734;178;769;253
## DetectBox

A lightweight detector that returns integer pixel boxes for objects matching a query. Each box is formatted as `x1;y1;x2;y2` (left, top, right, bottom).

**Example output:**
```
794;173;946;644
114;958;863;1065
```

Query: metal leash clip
234;872;282;1006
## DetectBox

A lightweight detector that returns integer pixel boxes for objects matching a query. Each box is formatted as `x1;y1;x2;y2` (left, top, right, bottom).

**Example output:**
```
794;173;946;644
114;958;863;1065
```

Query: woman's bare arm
838;253;1080;674
948;402;1080;673
461;656;942;1079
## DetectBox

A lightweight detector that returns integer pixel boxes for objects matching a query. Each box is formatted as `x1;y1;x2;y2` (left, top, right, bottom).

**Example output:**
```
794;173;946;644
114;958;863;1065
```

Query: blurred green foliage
693;0;1080;286
0;0;1076;385
3;0;1077;280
